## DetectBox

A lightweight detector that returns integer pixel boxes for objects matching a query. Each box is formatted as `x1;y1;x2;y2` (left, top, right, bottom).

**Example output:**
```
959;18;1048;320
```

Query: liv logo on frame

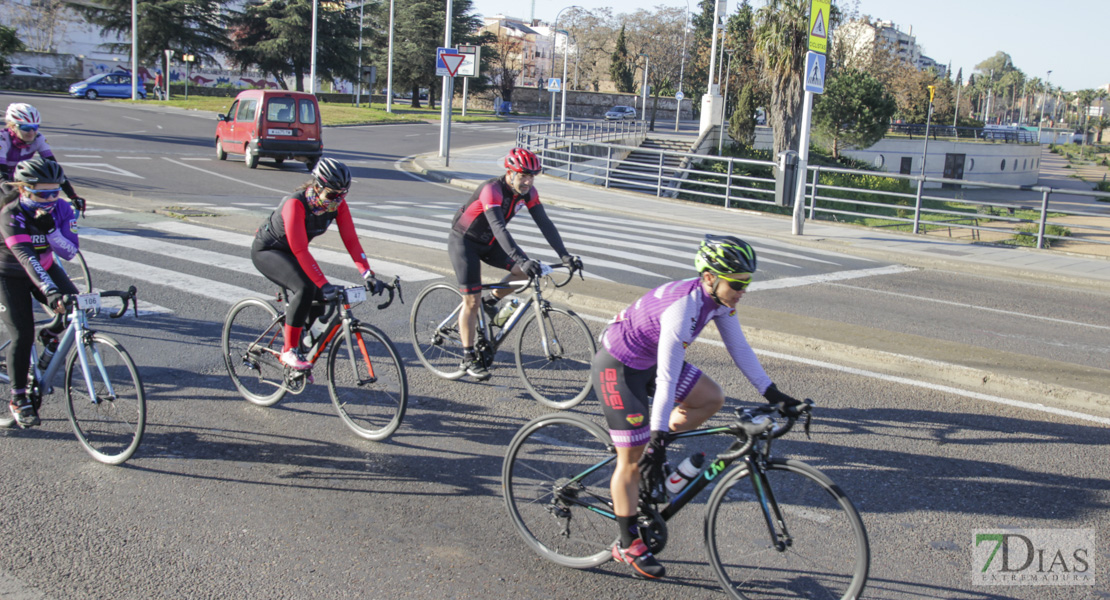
972;529;1095;586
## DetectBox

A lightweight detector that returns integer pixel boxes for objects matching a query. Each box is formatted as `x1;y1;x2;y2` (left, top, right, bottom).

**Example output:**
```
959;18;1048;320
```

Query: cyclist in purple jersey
447;147;580;380
590;234;801;579
0;103;86;215
0;159;81;428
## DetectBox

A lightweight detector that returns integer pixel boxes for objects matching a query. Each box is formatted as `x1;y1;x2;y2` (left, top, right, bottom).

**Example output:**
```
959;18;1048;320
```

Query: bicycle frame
550;413;795;548
432;277;558;360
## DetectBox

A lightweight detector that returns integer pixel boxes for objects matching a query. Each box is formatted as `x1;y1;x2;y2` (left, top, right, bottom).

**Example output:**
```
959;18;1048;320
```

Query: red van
215;90;323;169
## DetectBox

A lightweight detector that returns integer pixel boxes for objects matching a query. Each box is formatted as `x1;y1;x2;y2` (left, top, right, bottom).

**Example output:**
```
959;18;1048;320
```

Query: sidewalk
407;144;1110;286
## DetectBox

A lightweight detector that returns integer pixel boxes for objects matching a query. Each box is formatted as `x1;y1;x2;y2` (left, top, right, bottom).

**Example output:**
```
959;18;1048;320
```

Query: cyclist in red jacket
251;158;386;370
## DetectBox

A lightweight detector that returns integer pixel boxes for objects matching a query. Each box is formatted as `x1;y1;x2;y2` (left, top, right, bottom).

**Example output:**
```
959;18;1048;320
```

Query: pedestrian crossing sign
808;0;830;54
804;51;826;94
547;78;561;92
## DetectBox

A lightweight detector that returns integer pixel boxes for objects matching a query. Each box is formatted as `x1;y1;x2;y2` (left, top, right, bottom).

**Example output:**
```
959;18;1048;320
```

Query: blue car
69;72;146;100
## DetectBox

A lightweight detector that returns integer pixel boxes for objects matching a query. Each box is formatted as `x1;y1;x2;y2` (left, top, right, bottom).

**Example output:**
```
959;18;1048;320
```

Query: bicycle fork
745;455;793;552
340;319;377;386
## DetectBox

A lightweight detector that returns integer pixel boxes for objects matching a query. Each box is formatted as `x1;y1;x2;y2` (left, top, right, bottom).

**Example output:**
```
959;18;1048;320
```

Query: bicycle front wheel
409;283;467;380
704;458;870;600
326;324;408;441
64;333;146;465
514;307;596;409
222;298;287;407
502;413;617;569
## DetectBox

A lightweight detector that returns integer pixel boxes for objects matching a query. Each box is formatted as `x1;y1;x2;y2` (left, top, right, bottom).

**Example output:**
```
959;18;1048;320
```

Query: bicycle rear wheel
326;323;407;441
502;413;617;569
222;298;287;406
704;458;870;600
514;307;596;409
64;333;146;465
409;283;467;380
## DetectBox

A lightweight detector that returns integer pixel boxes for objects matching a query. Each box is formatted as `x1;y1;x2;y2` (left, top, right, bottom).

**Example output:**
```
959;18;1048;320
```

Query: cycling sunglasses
16;123;39;133
717;273;752;291
26;188;62;200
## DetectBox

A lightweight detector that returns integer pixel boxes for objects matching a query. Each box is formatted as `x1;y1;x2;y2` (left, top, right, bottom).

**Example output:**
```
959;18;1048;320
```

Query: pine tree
609;25;635;94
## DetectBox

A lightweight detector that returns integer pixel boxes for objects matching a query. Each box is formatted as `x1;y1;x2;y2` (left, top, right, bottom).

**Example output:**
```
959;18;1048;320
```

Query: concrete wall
838;138;1042;187
463;88;693;120
9;51;84;78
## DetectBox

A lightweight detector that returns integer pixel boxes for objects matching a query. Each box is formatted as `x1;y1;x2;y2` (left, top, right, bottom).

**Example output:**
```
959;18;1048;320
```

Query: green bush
1010;224;1071;247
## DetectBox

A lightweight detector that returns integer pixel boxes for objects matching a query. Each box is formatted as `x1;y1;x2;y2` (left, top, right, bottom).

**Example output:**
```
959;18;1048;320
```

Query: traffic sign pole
792;0;831;236
438;0;454;164
792;91;814;235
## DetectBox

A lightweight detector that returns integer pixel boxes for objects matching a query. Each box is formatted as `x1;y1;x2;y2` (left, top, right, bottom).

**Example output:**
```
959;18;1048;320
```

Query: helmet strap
702;272;726;306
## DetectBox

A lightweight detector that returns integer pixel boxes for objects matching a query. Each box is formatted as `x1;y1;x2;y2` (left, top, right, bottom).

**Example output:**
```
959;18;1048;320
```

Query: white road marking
62;163;143;178
83;209;122;216
830;282;1110;331
146;220;439;281
749;266;915;291
575;313;1110;426
160;157;287;194
180;157;211;161
81;251;268;304
117;156;151;160
63;155;102;159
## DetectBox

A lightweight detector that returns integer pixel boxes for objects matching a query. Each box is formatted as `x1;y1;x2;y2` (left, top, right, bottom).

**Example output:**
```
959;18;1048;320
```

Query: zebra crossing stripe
144;221;439;282
81;251;268;304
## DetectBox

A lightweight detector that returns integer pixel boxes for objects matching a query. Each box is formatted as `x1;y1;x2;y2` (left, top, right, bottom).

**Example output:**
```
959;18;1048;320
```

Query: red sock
283;325;302;353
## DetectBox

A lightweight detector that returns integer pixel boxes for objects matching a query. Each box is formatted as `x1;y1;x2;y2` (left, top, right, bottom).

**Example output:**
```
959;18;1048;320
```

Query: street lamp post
920;85;935;177
639;53;649;126
549;5;581;123
356;0;365;107
676;0;690;132
309;0;319;93
163;50;174;100
386;0;395;112
1037;70;1052;144
130;0;138;100
559;30;571;125
717;49;734;154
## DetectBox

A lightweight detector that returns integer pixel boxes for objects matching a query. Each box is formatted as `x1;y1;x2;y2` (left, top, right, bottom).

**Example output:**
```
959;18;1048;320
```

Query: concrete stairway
608;137;693;194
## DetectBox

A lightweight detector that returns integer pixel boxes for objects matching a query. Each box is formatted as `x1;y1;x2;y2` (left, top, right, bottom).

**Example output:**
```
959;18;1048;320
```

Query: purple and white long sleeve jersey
601;278;772;432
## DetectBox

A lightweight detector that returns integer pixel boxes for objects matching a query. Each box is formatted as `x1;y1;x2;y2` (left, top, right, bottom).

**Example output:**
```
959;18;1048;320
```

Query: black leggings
250;245;324;329
0;266;78;391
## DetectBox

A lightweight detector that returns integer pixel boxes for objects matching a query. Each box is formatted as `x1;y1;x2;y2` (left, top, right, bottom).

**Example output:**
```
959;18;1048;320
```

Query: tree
622;5;688;130
813;68;895;158
3;0;78;53
561;7;615;92
609;25;635;93
728;82;757;148
486;24;523;102
753;0;809;155
0;26;25;76
379;0;482;108
72;0;228;76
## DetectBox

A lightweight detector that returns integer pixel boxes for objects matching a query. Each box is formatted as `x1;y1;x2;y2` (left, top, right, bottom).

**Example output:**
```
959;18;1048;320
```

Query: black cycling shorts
591;345;702;448
448;232;514;295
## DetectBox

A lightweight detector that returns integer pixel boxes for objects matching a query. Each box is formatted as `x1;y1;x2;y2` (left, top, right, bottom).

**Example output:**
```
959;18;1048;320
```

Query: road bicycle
502;401;870;600
0;288;146;465
221;278;407;442
409;263;594;409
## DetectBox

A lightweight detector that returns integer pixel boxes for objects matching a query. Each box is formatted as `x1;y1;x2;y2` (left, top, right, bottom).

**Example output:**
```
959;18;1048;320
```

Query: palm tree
753;0;809;155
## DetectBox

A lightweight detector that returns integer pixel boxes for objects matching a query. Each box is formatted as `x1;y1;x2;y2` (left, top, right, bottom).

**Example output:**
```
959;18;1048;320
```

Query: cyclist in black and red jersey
251;158;387;371
448;147;581;381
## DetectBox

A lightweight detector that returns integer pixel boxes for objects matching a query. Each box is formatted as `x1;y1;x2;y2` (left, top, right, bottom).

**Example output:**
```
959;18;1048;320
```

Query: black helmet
14;158;65;185
312;157;351;191
695;234;757;275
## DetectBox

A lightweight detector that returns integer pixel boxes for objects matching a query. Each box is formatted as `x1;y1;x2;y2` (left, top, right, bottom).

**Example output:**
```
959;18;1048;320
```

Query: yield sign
441;53;465;77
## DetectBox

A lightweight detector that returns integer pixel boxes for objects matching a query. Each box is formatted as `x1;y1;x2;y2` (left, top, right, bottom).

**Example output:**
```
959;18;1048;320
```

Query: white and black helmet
14;158;66;185
311;157;351;191
5;103;41;126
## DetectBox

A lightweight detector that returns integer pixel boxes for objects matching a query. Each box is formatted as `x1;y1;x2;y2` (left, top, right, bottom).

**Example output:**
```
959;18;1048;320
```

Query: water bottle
493;298;520;327
665;452;705;496
37;331;58;370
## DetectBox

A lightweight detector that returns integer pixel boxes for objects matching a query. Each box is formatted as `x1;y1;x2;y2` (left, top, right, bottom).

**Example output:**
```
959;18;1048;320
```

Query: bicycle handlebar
371;275;402;310
64;286;139;319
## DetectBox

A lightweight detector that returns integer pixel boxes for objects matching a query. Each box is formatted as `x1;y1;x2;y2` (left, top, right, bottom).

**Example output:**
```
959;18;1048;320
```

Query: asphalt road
0;91;1107;599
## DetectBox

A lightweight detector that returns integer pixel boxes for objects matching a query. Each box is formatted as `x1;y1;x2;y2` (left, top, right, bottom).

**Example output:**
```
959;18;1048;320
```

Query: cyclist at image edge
449;147;581;381
0;159;80;428
0;103;87;215
590;235;802;580
251;157;387;371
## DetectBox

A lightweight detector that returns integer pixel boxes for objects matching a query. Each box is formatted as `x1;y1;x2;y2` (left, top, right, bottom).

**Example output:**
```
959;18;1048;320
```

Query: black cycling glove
763;383;802;411
31;210;56;234
319;283;340;301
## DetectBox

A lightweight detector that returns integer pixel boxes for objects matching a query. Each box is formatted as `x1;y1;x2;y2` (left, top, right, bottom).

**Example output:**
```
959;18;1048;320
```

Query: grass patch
1009;224;1071;248
108;97;505;126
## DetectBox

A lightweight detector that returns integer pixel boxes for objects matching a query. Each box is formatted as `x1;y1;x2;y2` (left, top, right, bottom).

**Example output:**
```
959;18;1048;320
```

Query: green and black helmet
695;234;757;275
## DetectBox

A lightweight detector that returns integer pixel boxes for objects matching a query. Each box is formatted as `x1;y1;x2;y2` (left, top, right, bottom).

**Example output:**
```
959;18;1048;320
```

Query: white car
605;105;637;120
9;64;52;78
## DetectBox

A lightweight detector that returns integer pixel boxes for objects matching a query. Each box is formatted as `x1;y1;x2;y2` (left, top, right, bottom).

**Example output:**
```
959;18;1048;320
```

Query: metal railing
888;124;1040;144
516;122;1110;251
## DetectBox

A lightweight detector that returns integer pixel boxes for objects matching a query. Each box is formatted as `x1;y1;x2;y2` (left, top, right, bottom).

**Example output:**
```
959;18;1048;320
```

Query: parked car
9;64;52;78
215;89;323;170
69;72;146;99
604;105;637;120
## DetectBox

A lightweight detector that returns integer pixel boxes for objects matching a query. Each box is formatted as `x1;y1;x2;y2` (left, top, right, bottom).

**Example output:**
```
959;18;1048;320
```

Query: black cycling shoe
9;397;40;429
460;354;491;381
612;539;666;579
